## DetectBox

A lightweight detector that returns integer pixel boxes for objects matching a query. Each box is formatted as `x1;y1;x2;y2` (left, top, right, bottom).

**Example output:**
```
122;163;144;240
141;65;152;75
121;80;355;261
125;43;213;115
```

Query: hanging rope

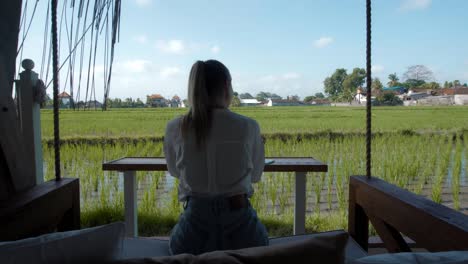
366;0;372;179
51;0;62;181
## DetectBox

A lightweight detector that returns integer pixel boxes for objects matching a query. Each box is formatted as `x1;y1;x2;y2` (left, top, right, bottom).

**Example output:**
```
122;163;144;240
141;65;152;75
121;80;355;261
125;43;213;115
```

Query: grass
40;106;468;236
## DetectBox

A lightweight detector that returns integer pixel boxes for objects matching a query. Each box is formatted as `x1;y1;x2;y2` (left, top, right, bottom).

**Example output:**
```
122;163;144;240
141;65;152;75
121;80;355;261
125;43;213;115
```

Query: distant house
169;95;184;108
440;87;468;96
58;91;72;107
308;99;331;106
405;90;430;101
147;94;167;107
240;98;262;106
86;100;102;109
266;99;304;107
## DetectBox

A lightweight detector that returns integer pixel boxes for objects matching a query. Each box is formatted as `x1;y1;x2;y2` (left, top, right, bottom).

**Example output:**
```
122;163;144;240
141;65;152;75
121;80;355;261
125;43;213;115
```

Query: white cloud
400;0;431;11
159;67;181;79
314;37;334;48
135;0;152;7
133;35;148;44
282;72;301;80
211;45;220;54
371;65;385;74
156;40;185;54
120;60;152;73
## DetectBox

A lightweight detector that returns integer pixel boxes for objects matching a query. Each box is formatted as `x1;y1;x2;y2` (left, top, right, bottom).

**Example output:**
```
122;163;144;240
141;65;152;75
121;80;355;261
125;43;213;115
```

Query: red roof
58;91;71;98
147;94;164;99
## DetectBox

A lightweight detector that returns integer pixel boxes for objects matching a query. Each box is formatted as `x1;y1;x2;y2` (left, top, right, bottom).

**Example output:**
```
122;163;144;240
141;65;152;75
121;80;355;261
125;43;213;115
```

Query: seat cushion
0;222;125;264
270;230;368;261
349;251;468;264
121;230;367;261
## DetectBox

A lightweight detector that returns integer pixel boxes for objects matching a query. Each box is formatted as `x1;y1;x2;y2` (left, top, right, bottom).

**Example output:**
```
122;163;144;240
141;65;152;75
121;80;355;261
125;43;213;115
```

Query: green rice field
40;106;468;236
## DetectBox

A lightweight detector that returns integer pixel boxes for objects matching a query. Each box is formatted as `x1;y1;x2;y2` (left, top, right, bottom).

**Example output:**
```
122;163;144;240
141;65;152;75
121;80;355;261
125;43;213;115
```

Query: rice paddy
41;106;468;236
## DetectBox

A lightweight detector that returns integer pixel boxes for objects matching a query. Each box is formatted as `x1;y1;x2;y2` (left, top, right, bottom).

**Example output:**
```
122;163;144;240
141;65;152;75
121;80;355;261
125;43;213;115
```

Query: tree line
323;64;467;102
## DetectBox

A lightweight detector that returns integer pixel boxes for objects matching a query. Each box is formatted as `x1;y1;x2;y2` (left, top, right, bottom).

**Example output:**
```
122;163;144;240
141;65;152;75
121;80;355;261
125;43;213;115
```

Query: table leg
294;172;306;235
124;171;137;237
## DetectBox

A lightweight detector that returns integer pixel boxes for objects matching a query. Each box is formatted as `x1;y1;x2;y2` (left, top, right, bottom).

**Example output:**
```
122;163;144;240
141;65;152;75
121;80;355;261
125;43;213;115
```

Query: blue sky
19;0;468;101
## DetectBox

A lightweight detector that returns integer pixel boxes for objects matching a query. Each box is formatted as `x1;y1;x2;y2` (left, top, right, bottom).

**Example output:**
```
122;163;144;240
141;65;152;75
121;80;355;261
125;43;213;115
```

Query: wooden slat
102;157;328;173
348;180;369;251
366;212;411;253
0;178;80;241
350;176;468;252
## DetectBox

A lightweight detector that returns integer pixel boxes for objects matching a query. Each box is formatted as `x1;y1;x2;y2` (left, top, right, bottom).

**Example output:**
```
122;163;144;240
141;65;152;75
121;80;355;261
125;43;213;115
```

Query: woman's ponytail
182;61;210;147
181;60;231;148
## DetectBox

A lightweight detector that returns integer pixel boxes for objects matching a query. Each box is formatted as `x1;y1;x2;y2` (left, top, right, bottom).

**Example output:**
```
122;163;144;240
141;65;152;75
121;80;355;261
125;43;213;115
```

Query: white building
240;98;262;106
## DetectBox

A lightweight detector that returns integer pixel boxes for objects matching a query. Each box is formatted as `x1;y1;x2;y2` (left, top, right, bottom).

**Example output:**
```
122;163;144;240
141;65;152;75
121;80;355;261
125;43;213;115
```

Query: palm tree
388;73;399;87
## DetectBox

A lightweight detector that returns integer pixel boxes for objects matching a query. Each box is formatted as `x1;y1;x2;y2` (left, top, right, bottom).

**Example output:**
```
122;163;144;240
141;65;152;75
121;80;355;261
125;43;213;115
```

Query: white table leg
123;171;137;237
294;172;307;235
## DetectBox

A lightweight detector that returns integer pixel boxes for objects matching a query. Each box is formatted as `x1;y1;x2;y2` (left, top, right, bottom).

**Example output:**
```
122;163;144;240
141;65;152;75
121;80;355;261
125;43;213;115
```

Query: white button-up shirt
164;108;265;201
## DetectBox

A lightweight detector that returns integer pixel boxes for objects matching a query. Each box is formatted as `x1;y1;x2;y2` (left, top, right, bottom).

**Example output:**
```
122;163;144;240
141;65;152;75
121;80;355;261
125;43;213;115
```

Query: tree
375;93;403;106
404;79;426;89
135;98;145;108
420;82;441;90
256;91;282;101
387;73;400;87
239;93;254;99
464;83;468;87
230;96;241;107
289;95;300;101
324;69;348;100
314;92;325;98
303;96;315;103
444;81;450;89
402;65;434;82
342;68;366;102
371;78;383;93
453;80;461;87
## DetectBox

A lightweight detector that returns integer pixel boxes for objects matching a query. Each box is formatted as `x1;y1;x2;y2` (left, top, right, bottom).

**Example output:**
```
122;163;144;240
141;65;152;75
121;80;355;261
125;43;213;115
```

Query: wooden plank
348;179;369;251
351;176;468;252
366;211;411;253
0;178;80;241
103;157;328;173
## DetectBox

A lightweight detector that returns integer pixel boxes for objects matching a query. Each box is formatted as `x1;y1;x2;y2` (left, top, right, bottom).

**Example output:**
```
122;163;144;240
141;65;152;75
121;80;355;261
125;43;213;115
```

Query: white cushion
0;222;125;264
349;251;468;264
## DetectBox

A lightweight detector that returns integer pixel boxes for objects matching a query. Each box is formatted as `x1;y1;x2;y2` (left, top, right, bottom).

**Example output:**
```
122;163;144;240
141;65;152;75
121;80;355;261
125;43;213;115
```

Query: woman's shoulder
166;116;184;132
224;110;260;130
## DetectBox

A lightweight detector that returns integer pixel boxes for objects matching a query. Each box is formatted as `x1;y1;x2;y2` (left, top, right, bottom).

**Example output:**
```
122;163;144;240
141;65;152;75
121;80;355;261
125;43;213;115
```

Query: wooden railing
103;157;328;237
349;176;468;252
0;178;80;241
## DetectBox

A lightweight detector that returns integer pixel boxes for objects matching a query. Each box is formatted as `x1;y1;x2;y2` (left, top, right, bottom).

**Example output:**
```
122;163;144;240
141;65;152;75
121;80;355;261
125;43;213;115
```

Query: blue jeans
169;196;269;255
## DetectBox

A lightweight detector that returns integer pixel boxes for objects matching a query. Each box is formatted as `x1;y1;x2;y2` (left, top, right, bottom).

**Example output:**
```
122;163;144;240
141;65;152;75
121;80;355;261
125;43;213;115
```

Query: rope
366;0;372;179
51;0;62;181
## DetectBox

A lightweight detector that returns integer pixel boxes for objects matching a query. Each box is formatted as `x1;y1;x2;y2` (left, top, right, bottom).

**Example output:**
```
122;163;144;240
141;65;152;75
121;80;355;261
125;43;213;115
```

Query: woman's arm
164;120;180;178
251;122;265;183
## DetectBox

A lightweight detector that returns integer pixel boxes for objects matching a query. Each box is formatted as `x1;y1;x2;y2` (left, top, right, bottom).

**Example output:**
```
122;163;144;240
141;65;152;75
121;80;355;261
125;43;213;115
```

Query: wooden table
103;157;327;237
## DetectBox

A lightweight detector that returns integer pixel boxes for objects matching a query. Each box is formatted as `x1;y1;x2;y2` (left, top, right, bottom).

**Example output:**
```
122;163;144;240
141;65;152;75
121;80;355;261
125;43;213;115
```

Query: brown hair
181;60;232;148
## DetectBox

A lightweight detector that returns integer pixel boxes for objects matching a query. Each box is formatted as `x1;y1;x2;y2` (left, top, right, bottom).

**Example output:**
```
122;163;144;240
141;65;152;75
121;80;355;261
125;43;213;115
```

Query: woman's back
164;59;268;255
164;108;264;201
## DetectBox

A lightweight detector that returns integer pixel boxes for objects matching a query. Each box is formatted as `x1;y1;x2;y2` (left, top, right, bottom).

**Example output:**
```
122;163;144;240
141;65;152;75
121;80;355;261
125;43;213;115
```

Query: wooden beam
350;176;468;252
366;211;411;253
0;178;80;241
348;178;369;251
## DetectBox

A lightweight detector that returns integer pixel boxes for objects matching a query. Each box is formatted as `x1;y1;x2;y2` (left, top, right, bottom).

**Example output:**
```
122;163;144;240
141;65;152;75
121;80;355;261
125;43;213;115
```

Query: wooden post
348;177;369;251
18;59;43;185
294;171;306;235
0;0;35;197
124;171;138;237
